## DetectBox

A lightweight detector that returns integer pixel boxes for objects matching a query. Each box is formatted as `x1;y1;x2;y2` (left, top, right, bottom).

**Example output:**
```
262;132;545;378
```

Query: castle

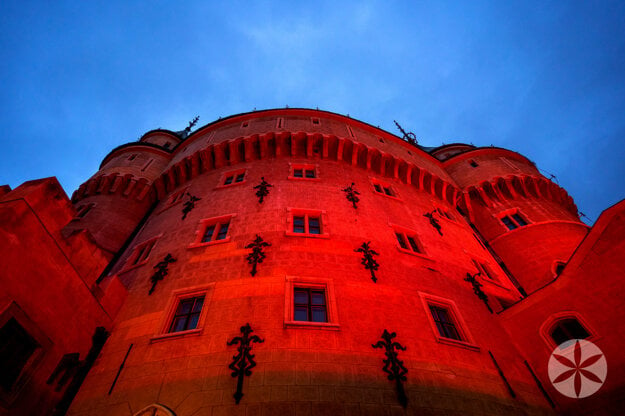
1;108;623;415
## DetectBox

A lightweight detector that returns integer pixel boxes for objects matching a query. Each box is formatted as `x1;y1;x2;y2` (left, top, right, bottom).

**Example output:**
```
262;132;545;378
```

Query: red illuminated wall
2;109;623;416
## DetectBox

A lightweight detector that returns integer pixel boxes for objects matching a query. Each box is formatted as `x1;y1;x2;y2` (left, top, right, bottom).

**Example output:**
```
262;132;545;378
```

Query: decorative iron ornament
245;235;271;277
342;182;360;209
227;323;264;404
372;329;409;408
181;193;202;220
253;177;273;203
184;116;200;134
424;210;443;236
148;253;177;295
355;241;380;283
393;120;418;146
465;272;493;313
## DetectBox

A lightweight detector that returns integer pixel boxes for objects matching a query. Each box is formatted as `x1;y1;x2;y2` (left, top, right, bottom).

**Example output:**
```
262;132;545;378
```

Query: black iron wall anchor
181;193;202;220
355;241;380;283
245;234;271;277
148;253;177;295
342;182;361;209
227;323;264;404
424;210;443;236
465;272;493;313
253;177;273;203
372;329;409;408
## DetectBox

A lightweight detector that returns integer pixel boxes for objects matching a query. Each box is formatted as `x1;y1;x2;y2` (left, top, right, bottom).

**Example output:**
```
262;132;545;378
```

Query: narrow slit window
512;213;527;226
501;216;517;230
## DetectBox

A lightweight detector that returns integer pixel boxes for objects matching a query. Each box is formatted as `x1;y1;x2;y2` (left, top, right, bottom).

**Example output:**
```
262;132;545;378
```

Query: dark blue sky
1;1;624;224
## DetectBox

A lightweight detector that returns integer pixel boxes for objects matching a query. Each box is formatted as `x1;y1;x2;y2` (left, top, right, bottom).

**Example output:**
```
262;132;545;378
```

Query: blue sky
1;1;624;224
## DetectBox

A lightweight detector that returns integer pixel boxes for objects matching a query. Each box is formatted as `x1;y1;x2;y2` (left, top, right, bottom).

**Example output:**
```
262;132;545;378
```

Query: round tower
435;144;589;294
67;109;557;416
62;130;180;256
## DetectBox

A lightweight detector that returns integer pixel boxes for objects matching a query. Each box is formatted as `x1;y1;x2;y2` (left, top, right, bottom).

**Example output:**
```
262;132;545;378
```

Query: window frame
369;178;401;200
389;223;430;259
189;214;235;248
159;187;189;213
216;169;248;189
151;284;215;343
540;312;596;350
0;302;51;406
497;209;530;231
285;208;329;238
419;292;479;351
288;163;320;181
120;235;161;272
284;276;339;330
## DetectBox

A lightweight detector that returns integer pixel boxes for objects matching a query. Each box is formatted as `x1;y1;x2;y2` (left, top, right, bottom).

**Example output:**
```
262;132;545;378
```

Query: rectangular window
219;170;247;188
500;211;530;230
216;222;229;240
124;238;158;270
284;277;339;329
371;179;399;199
392;226;424;255
469;160;479;168
292;214;321;235
294;288;327;322
168;296;205;333
190;215;234;248
0;318;39;392
201;225;215;243
289;164;318;180
429;305;462;341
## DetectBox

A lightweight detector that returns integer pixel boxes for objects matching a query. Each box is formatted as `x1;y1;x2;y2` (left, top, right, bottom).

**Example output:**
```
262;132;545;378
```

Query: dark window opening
216;222;229;240
383;187;394;196
0;318;39;392
396;233;408;249
373;184;383;193
551;319;590;345
128;154;137;161
501;216;518;230
293;169;303;178
293;216;305;233
512;213;527;226
429;305;462;341
168;296;205;333
312;118;320;125
294;288;327;322
224;176;234;185
305;169;315;178
235;173;245;183
308;217;321;234
201;225;216;243
470;160;479;168
163;142;171;149
407;236;420;253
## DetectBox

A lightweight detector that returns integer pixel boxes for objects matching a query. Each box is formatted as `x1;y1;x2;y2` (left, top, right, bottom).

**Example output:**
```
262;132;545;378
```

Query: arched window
550;318;590;345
